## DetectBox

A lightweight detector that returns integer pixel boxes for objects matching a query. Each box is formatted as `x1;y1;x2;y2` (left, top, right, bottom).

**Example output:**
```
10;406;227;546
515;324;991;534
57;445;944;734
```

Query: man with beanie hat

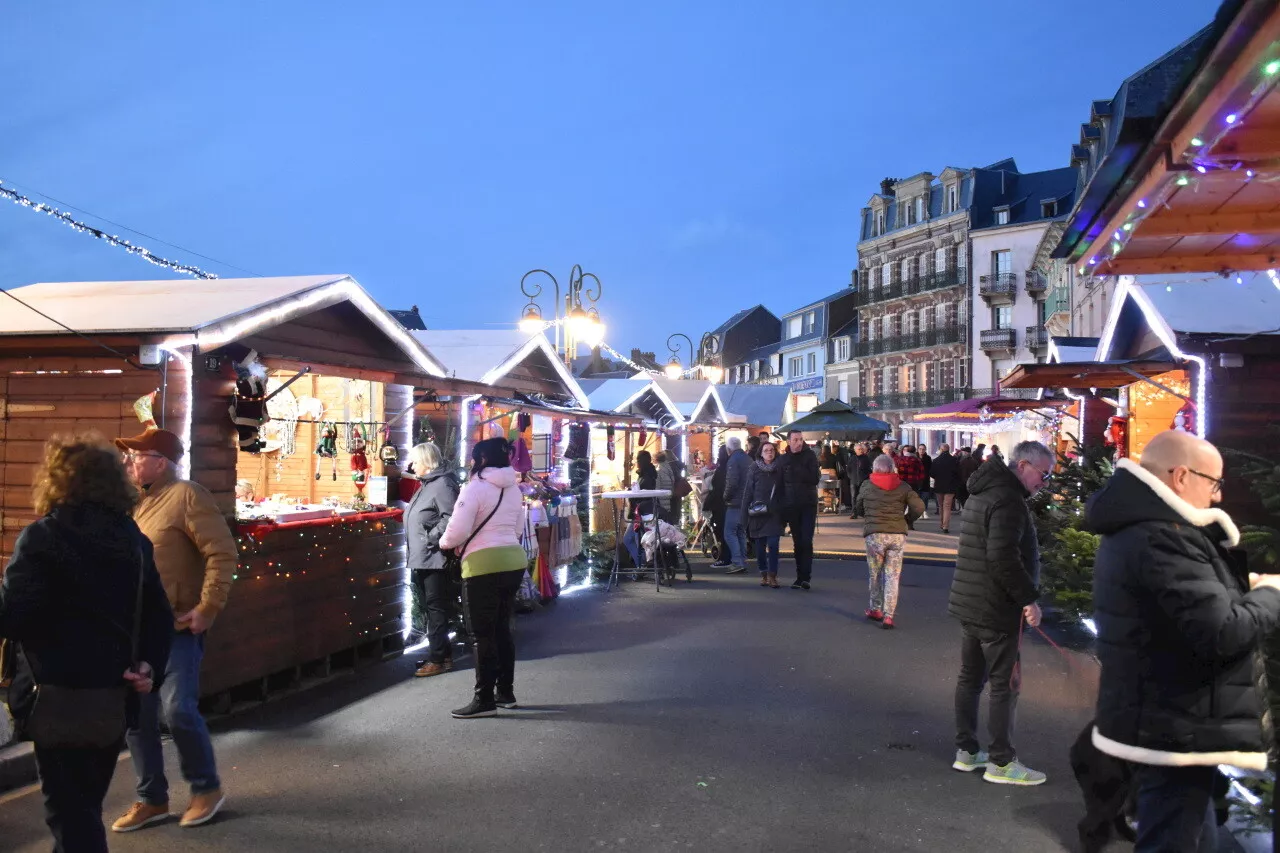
111;429;236;832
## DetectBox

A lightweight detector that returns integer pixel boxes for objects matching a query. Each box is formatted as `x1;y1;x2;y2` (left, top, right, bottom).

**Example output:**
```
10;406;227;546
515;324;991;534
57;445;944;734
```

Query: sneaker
882;616;895;629
414;660;451;678
495;691;519;709
951;749;989;772
983;760;1046;786
452;698;498;719
800;581;811;590
112;802;171;833
710;560;732;569
726;565;747;575
179;790;225;828
922;512;929;519
865;608;883;621
791;580;804;590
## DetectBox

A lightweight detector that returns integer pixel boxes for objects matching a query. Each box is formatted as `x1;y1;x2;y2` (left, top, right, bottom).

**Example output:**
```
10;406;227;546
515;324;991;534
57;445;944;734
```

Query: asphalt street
1;559;1120;852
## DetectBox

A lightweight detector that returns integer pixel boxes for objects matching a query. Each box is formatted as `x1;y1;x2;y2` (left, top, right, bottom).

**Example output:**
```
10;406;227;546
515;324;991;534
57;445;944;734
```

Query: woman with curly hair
1;435;173;852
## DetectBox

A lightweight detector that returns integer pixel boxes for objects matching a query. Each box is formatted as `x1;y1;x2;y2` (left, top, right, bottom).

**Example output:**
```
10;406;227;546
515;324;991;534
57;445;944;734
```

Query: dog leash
1029;622;1100;677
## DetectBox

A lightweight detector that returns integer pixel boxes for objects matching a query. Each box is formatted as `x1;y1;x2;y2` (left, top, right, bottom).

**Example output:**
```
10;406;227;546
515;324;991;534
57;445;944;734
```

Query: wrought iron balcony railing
979;327;1017;350
854;268;966;308
979;272;1018;301
1025;325;1049;349
1025;269;1048;295
853;324;963;358
853;388;979;413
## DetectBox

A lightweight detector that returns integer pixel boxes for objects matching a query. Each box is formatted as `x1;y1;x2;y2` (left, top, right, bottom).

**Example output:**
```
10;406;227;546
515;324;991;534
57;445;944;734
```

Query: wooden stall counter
199;509;405;697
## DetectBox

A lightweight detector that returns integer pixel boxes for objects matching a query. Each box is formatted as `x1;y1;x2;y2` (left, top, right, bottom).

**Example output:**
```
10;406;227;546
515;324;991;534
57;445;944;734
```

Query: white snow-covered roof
0;275;447;376
584;379;652;412
411;329;588;407
1135;272;1280;336
0;275;347;334
716;385;792;427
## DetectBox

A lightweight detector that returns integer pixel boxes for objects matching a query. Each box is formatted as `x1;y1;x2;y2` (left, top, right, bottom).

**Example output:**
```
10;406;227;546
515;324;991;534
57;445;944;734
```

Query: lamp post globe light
698;332;723;383
665;333;694;380
518;265;604;366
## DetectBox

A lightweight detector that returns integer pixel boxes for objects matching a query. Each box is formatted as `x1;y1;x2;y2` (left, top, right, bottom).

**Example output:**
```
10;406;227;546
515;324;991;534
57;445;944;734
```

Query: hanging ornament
1172;402;1197;434
133;390;159;429
606;425;616;461
350;425;371;493
228;351;269;453
1105;415;1128;460
378;426;399;464
315;422;338;481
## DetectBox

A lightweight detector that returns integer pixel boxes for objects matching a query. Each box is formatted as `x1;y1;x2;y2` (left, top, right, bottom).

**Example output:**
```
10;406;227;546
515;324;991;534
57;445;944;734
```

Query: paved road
2;559;1112;852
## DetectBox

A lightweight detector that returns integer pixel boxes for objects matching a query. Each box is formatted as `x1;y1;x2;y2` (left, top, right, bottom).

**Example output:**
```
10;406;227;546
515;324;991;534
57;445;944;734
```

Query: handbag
748;483;776;517
23;545;145;750
443;487;507;574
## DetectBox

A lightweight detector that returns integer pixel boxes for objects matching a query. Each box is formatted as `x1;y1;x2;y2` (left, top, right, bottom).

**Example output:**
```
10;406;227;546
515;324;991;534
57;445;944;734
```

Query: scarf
756;459;778;473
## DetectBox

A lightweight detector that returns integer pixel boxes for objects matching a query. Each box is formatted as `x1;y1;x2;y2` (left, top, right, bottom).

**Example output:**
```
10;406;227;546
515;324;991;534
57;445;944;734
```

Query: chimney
880;177;897;197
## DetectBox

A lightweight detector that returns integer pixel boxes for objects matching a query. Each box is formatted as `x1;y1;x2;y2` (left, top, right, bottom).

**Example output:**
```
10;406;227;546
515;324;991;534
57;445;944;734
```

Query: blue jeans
126;631;220;805
623;524;642;567
723;507;747;566
754;536;780;574
1134;765;1217;853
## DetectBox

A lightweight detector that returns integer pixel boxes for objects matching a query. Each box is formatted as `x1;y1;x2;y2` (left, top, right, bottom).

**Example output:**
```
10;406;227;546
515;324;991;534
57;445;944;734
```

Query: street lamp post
665;333;694;380
519;265;604;367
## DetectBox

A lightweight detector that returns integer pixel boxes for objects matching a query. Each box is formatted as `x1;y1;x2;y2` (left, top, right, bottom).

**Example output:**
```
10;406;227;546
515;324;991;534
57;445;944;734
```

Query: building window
918;307;930;331
915;196;925;223
881;316;892;339
789;355;803;378
948;185;958;212
881;262;892;290
935;303;947;328
834;338;850;362
935;247;947;273
787;316;802;339
994;305;1013;329
995;206;1010;225
957;358;968;388
804;311;816;335
992;250;1012;275
876;211;885;235
807;352;817;375
838;378;849;403
901;257;912;282
1041;200;1057;218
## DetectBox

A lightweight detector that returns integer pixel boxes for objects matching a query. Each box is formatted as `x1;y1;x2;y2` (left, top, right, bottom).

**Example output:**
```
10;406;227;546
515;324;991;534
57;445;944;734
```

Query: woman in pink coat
438;437;527;719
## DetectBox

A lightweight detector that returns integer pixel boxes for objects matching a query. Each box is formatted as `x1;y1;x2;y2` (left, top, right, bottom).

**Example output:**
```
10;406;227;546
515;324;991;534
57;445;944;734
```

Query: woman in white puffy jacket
438;437;527;719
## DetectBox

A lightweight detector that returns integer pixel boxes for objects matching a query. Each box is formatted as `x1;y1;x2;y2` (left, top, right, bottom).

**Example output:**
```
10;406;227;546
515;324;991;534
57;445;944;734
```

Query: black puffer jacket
2;504;174;729
779;444;820;509
405;469;460;569
1087;459;1280;771
740;461;784;539
948;456;1039;631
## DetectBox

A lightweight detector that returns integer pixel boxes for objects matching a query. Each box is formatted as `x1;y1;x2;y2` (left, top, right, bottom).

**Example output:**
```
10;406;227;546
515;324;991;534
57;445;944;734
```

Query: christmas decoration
133;390;158;429
1104;415;1128;460
1172;402;1197;433
315;422;337;481
0;180;217;279
349;425;371;493
228;351;269;452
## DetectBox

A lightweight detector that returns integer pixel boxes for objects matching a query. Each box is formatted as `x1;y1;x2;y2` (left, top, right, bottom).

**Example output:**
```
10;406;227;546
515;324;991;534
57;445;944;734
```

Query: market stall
903;395;1071;458
0;275;468;698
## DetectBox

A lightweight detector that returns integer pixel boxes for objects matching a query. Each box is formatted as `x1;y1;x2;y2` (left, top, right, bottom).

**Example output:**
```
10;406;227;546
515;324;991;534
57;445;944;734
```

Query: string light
0;180;217;279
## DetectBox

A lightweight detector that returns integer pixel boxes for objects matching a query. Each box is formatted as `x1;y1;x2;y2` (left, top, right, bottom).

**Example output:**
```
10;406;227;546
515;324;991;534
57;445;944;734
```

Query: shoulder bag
443;486;507;574
748;477;776;517
23;542;145;749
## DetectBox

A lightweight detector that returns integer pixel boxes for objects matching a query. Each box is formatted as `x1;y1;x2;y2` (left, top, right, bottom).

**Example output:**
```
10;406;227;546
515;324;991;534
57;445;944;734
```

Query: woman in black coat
705;446;730;565
405;442;460;678
741;442;785;588
1;436;173;853
623;451;659;568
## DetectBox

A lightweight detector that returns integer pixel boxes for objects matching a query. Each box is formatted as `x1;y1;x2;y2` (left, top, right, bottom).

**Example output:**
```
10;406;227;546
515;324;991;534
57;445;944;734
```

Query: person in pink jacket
438;437;527;719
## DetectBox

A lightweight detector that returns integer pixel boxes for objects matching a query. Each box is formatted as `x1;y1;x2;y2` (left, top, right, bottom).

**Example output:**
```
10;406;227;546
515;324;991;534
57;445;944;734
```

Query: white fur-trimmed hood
1115;458;1240;547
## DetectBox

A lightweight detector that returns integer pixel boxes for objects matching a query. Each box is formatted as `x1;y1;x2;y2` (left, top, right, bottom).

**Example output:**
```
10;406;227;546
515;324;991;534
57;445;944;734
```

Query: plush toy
1105;416;1128;459
228;351;269;452
350;426;371;492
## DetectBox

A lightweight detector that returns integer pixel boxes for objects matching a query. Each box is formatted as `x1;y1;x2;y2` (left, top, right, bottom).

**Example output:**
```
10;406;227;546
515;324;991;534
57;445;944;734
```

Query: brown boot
768;573;780;588
415;660;451;677
112;802;170;833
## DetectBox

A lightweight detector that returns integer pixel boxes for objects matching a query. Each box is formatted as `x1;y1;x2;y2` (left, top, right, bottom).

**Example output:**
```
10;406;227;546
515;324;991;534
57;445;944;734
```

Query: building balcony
853;325;963;357
979;327;1017;351
1025;325;1049;350
979;272;1019;303
853;388;978;413
1047;285;1071;318
854;268;966;308
1025;269;1048;297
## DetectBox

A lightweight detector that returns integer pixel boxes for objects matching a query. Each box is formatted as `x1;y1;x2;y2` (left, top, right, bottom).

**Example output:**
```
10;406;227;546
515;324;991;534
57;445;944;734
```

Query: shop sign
789;377;825;392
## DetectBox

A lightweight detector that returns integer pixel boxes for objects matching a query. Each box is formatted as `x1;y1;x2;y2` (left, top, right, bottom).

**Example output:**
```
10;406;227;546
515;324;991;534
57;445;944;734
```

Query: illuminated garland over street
0;180;217;279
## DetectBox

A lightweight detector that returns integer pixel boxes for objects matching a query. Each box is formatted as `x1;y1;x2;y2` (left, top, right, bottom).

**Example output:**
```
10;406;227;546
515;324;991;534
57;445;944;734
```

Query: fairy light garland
0;180;217;279
1078;54;1280;279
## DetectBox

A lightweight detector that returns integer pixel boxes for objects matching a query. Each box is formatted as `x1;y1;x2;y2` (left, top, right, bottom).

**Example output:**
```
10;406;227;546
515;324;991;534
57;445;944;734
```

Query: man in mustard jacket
111;429;235;833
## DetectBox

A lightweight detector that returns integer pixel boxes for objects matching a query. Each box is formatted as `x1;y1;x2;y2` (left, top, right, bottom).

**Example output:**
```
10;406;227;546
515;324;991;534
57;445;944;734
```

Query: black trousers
35;741;121;853
416;569;457;664
783;504;817;582
461;569;525;701
838;476;851;507
710;505;727;554
954;621;1022;766
1134;765;1217;853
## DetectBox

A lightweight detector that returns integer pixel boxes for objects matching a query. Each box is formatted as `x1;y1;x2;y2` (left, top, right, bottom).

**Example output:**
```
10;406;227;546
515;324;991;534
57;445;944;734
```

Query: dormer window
875;211;886;235
947;185;958;213
915;197;925;223
994;206;1010;225
1041;199;1057;218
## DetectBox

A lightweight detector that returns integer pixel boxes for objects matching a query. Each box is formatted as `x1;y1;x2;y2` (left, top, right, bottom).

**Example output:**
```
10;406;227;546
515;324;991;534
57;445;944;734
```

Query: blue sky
3;1;1219;360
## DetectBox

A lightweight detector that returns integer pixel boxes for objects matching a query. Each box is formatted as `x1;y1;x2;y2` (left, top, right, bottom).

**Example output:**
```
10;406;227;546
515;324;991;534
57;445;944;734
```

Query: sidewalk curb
779;550;957;568
0;742;36;793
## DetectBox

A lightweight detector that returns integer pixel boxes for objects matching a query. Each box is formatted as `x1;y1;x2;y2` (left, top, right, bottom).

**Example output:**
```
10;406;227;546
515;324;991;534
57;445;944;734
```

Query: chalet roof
411;329;589;407
1130;273;1280;337
716;384;792;427
0;274;447;376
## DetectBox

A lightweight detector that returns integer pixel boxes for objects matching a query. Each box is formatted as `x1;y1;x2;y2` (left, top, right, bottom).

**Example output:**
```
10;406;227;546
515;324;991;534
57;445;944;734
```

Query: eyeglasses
1021;460;1053;483
1176;468;1225;495
124;452;165;463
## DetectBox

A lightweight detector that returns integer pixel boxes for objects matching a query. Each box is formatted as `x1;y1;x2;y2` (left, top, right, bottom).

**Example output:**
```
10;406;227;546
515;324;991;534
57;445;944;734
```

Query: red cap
114;428;185;464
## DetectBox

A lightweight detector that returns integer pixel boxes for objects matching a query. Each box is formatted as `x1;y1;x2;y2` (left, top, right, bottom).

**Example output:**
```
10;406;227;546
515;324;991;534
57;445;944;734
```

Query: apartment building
778;287;857;411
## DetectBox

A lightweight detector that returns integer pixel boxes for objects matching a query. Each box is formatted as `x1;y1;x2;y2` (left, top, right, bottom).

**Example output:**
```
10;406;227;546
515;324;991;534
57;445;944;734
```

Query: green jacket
856;473;924;536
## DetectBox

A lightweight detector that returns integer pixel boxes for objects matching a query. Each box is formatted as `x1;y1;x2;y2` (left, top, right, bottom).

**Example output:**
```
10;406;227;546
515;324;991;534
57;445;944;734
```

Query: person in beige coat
111;429;235;833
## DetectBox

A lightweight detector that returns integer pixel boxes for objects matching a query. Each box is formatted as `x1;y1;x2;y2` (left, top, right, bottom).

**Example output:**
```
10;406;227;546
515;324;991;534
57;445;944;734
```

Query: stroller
688;511;721;562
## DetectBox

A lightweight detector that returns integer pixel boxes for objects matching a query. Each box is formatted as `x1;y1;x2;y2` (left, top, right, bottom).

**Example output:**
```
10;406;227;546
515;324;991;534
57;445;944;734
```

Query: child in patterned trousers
866;532;906;627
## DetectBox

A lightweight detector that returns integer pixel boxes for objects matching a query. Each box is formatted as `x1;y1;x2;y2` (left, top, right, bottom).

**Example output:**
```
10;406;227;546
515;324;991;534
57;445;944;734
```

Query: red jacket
895;453;926;489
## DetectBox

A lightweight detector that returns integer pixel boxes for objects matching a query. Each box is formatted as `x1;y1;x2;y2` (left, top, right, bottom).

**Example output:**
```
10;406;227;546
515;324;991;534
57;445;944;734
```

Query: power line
0;285;142;369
